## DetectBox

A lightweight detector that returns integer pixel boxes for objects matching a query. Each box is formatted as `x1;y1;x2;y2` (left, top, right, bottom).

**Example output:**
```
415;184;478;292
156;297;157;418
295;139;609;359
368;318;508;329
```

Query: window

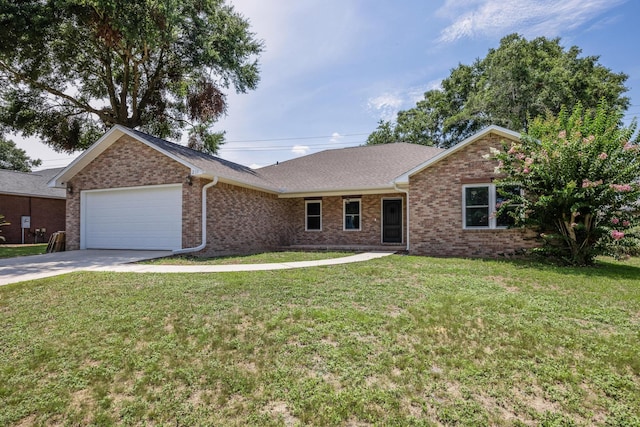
305;200;322;231
463;184;519;229
344;199;361;230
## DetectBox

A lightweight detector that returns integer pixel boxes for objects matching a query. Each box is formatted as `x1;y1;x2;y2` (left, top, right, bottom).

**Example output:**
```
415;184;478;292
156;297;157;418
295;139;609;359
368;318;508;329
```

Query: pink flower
598;152;608;160
622;220;630;227
558;130;567;139
611;217;620;225
611;230;625;241
524;157;534;166
610;184;633;192
508;146;518;154
623;141;634;151
516;153;526;160
523;168;530;174
582;179;602;189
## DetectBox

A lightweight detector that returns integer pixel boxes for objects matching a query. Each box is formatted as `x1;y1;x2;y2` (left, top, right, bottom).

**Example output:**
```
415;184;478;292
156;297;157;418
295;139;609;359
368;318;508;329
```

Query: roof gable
49;125;519;196
49;125;204;188
395;125;521;183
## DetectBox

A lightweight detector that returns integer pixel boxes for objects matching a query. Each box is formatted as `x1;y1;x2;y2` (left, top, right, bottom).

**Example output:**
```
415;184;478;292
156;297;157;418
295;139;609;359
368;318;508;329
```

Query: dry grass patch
1;255;639;425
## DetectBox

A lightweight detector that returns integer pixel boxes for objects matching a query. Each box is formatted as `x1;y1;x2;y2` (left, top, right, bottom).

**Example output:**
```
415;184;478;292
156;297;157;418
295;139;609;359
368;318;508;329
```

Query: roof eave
277;185;400;199
214;176;281;195
0;191;66;200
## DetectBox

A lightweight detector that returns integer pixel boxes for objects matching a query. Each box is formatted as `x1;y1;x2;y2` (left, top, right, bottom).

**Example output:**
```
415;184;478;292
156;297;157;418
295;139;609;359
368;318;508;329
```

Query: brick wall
199;182;295;256
289;193;406;247
66;136;191;250
409;133;539;257
0;195;65;244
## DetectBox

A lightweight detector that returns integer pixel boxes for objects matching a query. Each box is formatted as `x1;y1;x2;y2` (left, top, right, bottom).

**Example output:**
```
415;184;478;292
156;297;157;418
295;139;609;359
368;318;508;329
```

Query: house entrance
382;199;402;243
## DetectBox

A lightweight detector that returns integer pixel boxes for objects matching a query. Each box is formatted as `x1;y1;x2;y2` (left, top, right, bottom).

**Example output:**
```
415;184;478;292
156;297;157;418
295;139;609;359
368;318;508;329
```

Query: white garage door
82;185;182;250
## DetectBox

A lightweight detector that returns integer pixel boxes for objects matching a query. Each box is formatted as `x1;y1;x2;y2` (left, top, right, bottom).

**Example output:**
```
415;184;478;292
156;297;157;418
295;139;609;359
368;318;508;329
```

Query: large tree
0;0;263;154
368;34;629;148
0;135;41;172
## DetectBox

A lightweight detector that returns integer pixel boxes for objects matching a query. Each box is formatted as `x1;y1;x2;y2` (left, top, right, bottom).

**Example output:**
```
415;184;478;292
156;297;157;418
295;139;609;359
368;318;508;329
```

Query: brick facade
288;194;406;247
62;130;539;258
0;195;65;244
409;133;538;257
65;136;191;250
200;182;295;256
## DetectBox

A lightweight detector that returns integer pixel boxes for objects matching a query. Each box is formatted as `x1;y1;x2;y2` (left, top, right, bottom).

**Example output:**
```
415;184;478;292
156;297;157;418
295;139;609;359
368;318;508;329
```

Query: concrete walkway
0;250;172;286
0;250;395;286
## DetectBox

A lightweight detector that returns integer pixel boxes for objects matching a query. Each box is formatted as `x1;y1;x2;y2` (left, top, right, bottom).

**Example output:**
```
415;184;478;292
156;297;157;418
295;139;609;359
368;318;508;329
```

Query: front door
382;199;402;243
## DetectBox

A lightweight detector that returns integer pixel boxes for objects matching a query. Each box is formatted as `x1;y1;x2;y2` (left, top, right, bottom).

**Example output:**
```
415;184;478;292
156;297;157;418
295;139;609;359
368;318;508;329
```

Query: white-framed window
305;200;322;231
343;199;361;231
463;184;519;229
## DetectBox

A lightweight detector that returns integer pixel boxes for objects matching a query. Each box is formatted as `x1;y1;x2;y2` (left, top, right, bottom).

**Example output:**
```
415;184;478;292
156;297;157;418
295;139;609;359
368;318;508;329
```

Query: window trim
462;184;516;230
343;198;362;231
305;200;322;231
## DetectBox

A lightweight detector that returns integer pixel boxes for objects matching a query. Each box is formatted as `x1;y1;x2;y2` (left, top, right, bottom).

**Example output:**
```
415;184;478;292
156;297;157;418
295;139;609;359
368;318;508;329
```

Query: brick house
0;168;66;244
49;125;538;257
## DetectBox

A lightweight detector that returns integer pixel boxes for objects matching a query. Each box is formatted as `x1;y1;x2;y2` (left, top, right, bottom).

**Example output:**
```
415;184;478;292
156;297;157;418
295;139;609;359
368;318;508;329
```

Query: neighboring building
49;125;538;257
0;168;66;244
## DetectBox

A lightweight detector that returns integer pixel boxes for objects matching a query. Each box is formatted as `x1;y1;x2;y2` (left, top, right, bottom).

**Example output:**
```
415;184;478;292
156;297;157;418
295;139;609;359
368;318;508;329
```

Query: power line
219;141;367;152
223;132;370;144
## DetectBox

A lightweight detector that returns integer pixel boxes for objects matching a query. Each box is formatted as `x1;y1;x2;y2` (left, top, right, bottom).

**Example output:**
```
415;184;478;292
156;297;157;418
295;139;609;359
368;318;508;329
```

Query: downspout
173;176;218;255
394;182;410;252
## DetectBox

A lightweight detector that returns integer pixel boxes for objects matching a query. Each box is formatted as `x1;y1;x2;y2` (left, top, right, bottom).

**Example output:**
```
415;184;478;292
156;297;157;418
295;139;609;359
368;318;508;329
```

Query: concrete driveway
0;250;172;286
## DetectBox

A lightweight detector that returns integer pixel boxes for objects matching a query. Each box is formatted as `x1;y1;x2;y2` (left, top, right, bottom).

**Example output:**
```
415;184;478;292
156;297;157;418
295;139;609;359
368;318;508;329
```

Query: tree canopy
492;103;640;265
368;34;629;148
0;135;41;172
0;0;263;154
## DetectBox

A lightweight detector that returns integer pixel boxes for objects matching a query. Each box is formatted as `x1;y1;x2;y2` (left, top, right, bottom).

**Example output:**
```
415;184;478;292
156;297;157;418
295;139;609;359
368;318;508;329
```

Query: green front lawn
142;251;354;265
0;243;47;258
1;256;639;426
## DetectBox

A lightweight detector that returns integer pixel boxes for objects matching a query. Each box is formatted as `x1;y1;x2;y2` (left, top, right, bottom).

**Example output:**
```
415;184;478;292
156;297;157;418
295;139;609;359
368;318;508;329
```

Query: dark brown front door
382;199;402;243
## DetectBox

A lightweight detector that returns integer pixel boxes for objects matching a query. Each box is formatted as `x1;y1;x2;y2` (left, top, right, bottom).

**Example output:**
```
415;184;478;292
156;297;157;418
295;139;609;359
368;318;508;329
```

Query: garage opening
81;184;182;250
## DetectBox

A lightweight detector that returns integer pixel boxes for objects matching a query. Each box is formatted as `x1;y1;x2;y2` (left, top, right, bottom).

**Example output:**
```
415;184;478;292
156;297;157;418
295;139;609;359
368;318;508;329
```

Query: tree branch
0;60;113;123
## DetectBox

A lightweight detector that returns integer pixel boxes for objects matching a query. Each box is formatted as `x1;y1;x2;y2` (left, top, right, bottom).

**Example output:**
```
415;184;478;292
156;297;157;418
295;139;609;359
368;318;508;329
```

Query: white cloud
329;132;343;143
367;93;404;121
366;83;438;122
437;0;627;43
291;145;310;155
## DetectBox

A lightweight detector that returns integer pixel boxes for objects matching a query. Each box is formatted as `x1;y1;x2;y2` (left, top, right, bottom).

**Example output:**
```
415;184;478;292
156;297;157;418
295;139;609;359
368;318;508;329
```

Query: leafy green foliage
368;34;629;148
0;0;263;153
0;135;41;172
1;255;639;425
493;102;640;265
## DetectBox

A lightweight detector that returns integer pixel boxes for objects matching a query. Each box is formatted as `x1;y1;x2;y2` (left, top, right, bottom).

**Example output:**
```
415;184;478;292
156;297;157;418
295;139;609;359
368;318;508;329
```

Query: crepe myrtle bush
488;102;640;265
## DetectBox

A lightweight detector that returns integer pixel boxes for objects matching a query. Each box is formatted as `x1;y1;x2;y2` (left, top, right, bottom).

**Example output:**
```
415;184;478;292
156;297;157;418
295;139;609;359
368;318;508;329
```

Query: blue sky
17;0;640;170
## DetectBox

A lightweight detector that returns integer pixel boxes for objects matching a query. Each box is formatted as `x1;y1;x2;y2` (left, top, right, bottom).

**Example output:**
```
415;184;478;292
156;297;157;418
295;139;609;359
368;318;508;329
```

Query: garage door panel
82;185;182;250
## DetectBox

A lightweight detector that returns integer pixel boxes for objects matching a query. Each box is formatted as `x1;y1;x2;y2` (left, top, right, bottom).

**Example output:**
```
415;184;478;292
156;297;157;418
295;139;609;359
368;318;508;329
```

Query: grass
0;243;47;258
1;255;639;426
142;251;354;265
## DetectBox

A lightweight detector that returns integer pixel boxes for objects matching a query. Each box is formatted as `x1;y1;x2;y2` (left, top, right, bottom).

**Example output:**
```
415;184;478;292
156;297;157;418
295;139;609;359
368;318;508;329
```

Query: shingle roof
257;143;444;193
0;168;66;199
53;126;446;195
128;129;280;191
129;128;444;193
